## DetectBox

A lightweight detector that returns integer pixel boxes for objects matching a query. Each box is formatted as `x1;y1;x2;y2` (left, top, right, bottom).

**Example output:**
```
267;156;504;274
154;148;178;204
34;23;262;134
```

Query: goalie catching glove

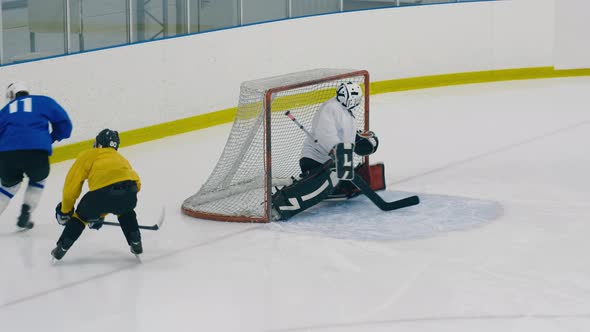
354;130;379;156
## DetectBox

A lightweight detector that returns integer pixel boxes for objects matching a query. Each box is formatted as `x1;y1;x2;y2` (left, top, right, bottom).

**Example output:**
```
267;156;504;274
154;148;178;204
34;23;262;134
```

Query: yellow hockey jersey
61;148;141;212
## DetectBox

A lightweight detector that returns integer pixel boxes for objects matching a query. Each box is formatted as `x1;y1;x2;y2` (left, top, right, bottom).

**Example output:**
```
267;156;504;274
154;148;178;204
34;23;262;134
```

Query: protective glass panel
2;0;66;63
196;0;239;32
291;0;340;17
132;0;187;43
242;0;287;25
79;0;127;49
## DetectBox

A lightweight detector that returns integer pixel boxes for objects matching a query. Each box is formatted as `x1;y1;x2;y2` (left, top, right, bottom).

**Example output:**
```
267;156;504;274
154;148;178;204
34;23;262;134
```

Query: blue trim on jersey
28;182;45;189
0;187;14;199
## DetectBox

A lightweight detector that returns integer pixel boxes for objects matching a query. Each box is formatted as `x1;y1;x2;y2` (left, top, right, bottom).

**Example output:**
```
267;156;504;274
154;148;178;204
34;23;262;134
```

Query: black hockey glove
354;130;379;156
88;218;104;230
55;203;73;225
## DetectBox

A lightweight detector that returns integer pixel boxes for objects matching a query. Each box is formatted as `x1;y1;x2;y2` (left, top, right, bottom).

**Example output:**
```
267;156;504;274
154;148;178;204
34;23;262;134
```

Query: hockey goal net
182;68;370;222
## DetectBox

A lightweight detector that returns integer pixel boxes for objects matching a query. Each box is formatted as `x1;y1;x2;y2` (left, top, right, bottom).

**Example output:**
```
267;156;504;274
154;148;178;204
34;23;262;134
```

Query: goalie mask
336;82;363;110
94;129;120;150
6;81;29;101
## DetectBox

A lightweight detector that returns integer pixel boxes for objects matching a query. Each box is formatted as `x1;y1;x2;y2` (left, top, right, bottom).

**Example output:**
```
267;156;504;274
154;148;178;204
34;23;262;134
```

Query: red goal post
182;68;370;222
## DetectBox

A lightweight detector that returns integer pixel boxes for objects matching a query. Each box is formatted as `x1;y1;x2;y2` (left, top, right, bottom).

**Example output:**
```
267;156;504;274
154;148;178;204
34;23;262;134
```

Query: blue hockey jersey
0;95;72;155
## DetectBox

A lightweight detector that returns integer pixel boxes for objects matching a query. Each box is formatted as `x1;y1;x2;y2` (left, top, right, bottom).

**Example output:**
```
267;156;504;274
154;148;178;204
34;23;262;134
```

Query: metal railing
0;0;490;66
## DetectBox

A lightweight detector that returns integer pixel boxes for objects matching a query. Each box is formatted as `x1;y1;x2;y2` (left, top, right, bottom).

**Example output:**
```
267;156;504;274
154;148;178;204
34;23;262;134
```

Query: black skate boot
51;238;74;262
128;231;143;255
17;204;34;230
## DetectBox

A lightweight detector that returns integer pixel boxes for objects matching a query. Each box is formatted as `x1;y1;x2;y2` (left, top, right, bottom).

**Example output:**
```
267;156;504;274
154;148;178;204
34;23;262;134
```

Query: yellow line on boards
50;66;590;164
50;107;237;163
371;67;590;94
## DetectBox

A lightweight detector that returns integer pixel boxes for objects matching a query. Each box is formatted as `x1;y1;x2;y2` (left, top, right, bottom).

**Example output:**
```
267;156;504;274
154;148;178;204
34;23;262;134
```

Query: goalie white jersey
301;97;358;163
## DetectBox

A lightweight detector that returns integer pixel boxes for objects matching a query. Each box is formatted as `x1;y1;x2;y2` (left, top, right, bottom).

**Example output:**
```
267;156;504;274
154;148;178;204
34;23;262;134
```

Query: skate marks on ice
266;191;501;241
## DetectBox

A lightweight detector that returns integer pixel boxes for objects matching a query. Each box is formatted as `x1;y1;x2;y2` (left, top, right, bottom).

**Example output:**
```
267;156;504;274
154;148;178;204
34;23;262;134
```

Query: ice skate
16;204;34;230
50;238;74;263
128;231;143;257
130;241;143;256
50;244;68;263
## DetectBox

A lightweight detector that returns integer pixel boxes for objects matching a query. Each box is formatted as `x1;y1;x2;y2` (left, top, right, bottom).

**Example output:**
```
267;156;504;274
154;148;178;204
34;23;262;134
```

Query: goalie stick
285;111;317;143
284;111;420;212
350;174;419;211
102;206;166;231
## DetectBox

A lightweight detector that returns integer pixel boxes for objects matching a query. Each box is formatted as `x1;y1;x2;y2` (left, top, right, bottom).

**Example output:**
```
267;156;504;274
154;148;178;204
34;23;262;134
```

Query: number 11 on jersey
9;98;32;113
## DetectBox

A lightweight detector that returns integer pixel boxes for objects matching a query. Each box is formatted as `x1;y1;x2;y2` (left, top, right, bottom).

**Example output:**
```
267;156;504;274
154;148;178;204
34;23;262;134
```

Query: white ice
1;77;589;332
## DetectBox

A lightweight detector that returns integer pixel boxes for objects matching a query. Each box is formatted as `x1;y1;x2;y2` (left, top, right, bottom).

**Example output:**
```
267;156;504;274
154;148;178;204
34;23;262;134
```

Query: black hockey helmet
94;129;120;150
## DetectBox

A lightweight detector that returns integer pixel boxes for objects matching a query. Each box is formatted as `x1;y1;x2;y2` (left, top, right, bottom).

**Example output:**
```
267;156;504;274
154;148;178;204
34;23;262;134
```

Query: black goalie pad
327;163;386;200
330;143;354;180
271;161;334;221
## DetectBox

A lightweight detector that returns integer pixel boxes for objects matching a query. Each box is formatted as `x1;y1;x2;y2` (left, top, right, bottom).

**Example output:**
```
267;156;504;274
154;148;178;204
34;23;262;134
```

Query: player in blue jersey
0;81;72;230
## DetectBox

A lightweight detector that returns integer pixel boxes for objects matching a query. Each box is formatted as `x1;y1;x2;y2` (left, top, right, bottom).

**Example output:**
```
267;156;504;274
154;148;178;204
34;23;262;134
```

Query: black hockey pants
58;180;140;247
0;150;50;187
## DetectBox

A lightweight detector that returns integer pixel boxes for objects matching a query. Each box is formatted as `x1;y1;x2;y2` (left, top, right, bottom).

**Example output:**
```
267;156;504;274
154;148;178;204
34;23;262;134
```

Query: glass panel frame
197;0;239;32
242;0;288;25
0;0;477;66
291;0;341;18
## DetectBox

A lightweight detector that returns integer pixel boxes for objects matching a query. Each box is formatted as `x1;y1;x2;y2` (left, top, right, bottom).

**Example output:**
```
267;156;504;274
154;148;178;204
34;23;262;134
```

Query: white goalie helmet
6;81;29;101
336;82;363;110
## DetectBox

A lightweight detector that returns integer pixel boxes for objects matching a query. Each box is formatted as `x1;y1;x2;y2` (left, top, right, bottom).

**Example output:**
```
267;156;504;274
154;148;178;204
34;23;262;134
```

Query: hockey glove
55;203;73;225
354;130;379;156
88;218;104;230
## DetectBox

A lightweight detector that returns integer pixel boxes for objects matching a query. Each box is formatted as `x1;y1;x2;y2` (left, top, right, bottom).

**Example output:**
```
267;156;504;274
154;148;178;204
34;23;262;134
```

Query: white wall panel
554;0;590;69
0;1;566;145
492;0;554;69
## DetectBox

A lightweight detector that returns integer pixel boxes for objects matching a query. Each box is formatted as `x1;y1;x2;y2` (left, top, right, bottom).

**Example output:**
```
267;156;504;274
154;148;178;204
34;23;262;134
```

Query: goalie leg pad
271;166;334;221
329;163;386;199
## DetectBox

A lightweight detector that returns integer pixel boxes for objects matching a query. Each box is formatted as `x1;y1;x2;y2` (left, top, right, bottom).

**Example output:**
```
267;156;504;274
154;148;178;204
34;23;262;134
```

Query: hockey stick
284;111;420;212
285;111;317;143
350;174;419;211
102;206;166;231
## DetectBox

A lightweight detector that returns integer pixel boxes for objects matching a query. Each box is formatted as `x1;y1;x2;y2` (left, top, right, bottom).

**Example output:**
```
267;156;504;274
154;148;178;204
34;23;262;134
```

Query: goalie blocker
328;130;382;199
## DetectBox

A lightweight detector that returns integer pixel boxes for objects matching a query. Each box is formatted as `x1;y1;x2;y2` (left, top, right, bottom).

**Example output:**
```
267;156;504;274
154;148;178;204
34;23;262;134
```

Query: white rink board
553;0;590;69
0;0;561;145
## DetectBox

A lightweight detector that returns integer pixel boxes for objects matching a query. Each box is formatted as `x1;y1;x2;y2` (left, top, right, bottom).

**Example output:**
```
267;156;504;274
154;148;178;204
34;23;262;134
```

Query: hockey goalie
182;69;418;222
271;82;381;221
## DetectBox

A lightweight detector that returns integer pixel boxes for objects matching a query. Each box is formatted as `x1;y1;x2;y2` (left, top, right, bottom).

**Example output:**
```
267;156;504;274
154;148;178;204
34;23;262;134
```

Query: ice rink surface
1;77;589;332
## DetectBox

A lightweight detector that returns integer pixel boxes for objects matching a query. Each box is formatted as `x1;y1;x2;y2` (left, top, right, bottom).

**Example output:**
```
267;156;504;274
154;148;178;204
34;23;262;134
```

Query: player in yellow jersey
52;129;142;261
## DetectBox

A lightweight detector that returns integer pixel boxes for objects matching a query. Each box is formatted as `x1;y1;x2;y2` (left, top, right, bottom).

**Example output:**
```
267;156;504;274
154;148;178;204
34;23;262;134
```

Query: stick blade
351;174;420;212
102;205;166;231
155;206;166;229
381;195;420;211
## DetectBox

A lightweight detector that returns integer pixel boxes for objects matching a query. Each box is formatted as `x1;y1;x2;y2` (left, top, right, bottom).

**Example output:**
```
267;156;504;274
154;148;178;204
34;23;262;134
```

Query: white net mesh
182;69;368;222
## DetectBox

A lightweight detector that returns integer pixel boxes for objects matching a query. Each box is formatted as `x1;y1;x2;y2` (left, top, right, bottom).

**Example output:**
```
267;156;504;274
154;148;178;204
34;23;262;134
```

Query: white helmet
6;81;29;101
336;82;363;110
